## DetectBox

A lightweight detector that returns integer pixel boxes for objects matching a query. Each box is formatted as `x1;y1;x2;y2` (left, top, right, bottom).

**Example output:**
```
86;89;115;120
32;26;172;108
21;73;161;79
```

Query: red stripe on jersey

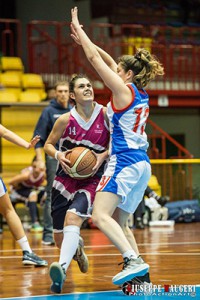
111;84;135;113
96;176;111;191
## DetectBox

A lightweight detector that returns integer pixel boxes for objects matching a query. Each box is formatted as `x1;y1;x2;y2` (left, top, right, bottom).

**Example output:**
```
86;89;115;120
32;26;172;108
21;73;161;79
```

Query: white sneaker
73;236;89;273
112;256;149;285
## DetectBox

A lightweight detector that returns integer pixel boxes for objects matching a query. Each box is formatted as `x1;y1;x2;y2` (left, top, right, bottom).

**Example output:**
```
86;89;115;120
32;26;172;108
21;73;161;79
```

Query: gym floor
0;222;200;299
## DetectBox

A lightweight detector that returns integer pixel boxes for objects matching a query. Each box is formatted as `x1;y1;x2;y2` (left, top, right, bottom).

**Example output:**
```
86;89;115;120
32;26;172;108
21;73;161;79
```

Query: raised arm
70;7;131;107
0;124;40;149
70;23;117;72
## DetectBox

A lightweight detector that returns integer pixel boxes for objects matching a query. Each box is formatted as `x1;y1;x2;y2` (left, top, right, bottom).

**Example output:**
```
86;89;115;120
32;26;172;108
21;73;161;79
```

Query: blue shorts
0;177;7;197
96;150;151;213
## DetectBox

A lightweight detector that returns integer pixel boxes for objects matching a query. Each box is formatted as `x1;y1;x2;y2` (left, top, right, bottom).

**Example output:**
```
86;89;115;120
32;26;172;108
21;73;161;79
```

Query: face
32;161;45;176
55;84;69;108
70;78;94;104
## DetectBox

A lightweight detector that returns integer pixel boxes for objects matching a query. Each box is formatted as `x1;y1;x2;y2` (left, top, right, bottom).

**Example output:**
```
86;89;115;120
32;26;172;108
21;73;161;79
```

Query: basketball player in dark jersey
44;74;109;293
9;157;46;232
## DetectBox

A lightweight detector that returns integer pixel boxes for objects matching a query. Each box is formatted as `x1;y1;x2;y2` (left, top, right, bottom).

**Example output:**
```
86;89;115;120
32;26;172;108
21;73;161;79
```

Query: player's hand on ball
91;150;109;175
57;150;72;175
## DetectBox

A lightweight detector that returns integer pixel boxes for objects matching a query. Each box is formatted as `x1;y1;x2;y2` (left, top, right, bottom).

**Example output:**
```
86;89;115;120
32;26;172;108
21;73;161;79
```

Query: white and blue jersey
96;83;151;213
0;177;7;197
108;83;149;155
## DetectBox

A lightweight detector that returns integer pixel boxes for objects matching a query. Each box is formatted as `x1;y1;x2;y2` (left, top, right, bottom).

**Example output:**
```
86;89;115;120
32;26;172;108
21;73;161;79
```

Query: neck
76;102;95;121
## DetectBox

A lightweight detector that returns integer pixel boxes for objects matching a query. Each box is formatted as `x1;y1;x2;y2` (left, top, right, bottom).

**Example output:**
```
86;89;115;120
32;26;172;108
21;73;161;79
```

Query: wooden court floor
0;222;200;299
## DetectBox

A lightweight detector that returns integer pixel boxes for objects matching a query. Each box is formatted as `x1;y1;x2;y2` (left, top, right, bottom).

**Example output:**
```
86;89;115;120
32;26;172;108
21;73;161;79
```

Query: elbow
87;51;99;65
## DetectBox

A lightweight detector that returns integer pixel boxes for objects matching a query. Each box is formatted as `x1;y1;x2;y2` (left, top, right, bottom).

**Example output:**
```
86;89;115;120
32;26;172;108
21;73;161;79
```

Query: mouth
83;91;92;96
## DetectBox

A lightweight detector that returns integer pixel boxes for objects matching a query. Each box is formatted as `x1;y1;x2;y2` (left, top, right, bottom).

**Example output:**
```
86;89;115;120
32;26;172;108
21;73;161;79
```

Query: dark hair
117;48;164;89
69;74;91;93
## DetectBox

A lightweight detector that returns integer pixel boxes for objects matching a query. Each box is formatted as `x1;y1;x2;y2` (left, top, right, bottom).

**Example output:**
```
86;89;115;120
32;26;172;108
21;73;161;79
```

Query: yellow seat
0;73;22;99
18;91;41;103
22;73;45;89
21;73;46;99
0;72;21;87
0;56;24;73
0;90;18;103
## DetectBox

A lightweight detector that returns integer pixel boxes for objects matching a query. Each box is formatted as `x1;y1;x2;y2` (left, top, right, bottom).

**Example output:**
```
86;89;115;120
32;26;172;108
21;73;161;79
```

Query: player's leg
49;191;88;293
111;161;151;285
113;208;151;285
93;192;149;285
113;208;140;255
0;190;47;266
28;190;43;232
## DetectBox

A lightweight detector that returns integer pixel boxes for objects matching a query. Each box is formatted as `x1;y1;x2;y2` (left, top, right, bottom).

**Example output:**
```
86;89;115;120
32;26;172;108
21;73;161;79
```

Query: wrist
55;150;61;160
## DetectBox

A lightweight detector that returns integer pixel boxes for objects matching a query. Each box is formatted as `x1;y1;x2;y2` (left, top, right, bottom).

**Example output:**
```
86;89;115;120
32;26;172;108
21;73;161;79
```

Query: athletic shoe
49;262;66;294
73;236;89;273
22;251;48;266
112;256;149;285
29;223;43;233
131;272;151;285
42;240;55;246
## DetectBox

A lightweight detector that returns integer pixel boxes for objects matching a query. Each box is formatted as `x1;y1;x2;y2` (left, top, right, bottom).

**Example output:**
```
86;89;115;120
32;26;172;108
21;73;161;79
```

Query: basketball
65;146;97;180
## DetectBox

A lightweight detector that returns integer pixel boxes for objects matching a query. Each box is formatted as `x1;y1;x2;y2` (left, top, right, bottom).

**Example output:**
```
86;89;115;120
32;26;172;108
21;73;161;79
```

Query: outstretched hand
71;7;80;29
70;6;82;45
70;23;82;45
27;135;40;149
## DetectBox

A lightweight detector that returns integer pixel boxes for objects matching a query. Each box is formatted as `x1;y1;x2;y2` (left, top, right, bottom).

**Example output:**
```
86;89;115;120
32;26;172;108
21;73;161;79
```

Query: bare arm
70;24;117;71
9;171;30;188
0;124;40;149
70;7;131;108
35;147;44;161
44;113;70;168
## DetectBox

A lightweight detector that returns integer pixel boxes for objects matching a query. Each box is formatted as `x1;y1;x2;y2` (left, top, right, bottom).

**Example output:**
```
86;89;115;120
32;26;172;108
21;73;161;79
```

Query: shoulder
55;111;70;126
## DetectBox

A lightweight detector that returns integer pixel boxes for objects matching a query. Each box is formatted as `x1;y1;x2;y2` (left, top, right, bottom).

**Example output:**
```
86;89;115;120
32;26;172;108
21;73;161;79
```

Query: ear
69;92;75;100
127;69;134;80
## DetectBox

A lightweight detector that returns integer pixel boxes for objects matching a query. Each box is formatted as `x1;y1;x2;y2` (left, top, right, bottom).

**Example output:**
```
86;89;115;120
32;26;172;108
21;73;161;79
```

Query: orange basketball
65;146;97;180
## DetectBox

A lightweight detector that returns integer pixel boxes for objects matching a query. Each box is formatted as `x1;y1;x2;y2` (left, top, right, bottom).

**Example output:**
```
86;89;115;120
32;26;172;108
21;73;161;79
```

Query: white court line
0;241;200;253
0;252;200;259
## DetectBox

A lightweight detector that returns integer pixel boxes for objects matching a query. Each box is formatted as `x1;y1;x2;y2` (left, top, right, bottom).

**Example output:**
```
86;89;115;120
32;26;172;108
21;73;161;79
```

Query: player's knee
65;212;82;227
92;212;106;228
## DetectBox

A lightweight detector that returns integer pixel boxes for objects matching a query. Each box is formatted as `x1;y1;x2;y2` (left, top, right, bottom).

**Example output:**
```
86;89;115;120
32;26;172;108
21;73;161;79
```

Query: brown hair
69;74;91;93
117;48;164;89
54;81;69;90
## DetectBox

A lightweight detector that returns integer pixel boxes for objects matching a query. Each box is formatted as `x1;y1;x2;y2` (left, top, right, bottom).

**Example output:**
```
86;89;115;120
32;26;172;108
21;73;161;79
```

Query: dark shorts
10;186;46;205
51;174;100;231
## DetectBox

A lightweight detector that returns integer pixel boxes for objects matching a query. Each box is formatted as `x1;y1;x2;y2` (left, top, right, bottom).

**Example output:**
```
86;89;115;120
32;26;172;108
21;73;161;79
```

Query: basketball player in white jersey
71;7;164;286
0;124;47;266
44;74;109;293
